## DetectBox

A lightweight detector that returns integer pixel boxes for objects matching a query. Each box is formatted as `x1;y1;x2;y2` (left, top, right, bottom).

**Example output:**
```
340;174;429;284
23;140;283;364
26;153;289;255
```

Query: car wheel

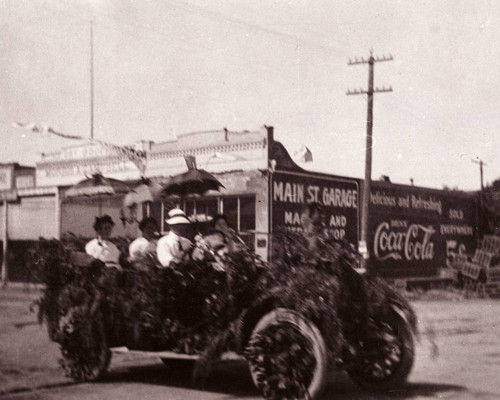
60;317;111;382
245;308;328;400
347;313;415;392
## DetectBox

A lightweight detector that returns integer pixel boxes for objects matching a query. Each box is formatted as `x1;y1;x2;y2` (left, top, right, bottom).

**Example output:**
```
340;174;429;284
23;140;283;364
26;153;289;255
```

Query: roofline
371;180;478;198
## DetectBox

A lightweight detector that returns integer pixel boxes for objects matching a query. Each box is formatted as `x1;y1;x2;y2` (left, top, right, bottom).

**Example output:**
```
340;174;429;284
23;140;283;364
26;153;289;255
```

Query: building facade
1;126;480;282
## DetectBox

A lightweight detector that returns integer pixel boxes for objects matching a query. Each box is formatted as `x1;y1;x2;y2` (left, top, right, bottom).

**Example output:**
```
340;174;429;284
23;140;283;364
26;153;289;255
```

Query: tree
482;178;500;236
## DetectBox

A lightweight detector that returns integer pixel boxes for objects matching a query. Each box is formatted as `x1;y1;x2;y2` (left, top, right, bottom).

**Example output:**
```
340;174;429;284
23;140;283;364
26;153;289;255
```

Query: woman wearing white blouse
129;217;159;262
85;215;121;269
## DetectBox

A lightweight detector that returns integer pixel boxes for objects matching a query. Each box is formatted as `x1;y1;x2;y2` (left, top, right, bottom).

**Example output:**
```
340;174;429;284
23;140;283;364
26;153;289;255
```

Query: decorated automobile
33;230;417;400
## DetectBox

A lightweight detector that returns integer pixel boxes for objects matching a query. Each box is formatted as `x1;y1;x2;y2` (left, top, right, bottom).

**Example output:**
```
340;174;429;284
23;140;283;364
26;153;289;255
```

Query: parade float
26;150;417;400
32;229;417;400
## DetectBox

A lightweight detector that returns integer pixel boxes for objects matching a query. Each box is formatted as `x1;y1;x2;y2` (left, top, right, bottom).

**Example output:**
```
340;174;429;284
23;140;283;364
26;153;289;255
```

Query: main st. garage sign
270;170;359;245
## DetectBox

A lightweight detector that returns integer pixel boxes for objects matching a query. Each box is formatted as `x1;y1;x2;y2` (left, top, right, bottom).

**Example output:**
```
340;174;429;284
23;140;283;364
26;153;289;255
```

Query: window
228;196;256;251
239;196;256;231
158;194;256;235
221;196;255;231
194;198;218;222
144;201;162;228
222;197;238;230
184;199;195;220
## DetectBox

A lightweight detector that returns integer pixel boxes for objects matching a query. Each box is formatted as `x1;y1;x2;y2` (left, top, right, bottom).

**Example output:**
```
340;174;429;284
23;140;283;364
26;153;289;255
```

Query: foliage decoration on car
30;229;416;397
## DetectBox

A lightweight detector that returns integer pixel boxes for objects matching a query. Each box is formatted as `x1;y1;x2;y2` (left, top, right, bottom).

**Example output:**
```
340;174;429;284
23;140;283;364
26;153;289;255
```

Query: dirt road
1;287;499;399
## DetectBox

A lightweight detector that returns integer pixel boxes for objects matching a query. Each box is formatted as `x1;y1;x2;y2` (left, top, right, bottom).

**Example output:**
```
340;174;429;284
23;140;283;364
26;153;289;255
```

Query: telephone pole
472;158;487;238
472;158;487;193
347;50;393;270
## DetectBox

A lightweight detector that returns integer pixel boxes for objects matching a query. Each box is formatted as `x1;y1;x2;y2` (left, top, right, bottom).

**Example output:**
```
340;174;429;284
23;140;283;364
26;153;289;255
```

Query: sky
1;0;499;191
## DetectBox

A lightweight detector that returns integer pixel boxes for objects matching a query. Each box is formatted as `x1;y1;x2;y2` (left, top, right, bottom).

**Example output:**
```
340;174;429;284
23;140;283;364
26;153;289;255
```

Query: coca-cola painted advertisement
270;170;359;246
368;182;477;278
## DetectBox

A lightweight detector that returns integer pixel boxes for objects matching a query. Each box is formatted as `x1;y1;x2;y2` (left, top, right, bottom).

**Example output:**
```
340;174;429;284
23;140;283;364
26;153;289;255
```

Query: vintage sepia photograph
1;1;499;399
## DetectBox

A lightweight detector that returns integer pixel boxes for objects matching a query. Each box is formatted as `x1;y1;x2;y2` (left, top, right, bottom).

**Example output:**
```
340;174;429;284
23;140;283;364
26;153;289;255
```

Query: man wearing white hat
157;208;195;267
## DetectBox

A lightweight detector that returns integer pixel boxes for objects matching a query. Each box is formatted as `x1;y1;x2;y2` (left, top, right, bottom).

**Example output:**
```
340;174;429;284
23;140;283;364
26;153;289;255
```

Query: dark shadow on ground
321;378;467;400
97;359;470;400
101;359;256;397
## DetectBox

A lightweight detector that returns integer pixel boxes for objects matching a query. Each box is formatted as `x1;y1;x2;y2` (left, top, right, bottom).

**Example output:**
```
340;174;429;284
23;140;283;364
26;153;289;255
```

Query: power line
26;2;352;67
16;5;328;88
163;0;354;57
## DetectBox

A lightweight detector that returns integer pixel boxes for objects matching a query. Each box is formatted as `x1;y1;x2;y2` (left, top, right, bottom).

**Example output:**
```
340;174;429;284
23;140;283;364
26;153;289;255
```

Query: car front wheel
245;308;328;400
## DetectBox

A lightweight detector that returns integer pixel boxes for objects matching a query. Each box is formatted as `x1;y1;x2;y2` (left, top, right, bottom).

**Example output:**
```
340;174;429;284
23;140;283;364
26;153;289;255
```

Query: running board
110;347;243;361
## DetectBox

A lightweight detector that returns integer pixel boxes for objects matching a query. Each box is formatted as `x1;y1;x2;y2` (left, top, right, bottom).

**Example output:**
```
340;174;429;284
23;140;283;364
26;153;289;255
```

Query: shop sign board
368;184;477;278
270;170;359;246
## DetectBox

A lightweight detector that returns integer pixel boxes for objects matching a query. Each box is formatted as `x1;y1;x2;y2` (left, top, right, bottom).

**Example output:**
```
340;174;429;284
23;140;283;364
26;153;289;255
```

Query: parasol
123;177;164;219
162;156;224;197
65;173;130;216
123;178;163;208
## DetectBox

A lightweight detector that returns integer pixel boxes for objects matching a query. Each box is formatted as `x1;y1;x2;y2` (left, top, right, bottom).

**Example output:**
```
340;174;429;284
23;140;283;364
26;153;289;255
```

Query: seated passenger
195;214;246;271
300;202;324;253
129;217;159;263
85;215;121;269
202;214;229;254
157;209;194;268
211;214;245;253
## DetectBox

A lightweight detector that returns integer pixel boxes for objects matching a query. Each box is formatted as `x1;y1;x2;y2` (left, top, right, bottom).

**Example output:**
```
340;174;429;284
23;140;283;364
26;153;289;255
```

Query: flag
293;145;313;163
12;121;39;131
13;121;81;139
93;139;147;175
184;155;197;170
46;126;83;140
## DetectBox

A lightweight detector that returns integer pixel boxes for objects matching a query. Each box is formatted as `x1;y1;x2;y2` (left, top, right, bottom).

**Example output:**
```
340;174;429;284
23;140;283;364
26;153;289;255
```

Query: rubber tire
347;314;415;393
248;308;328;400
63;318;112;382
84;318;111;381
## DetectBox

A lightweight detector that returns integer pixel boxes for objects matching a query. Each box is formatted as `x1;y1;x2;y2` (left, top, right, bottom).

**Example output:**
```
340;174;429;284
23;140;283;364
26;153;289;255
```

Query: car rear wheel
347;313;415;392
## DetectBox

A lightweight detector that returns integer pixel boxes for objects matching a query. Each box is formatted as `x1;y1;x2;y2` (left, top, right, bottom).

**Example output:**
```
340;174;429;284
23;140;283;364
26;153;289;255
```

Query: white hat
166;208;191;225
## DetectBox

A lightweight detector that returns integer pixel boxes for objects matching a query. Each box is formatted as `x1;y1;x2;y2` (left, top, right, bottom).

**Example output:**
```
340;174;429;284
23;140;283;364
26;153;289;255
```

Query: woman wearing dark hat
129;217;159;262
85;215;121;269
157;208;194;267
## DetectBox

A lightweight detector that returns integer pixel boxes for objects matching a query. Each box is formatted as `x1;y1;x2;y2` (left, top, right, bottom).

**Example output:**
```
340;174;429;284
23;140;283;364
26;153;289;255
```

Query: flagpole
90;20;94;140
1;200;8;287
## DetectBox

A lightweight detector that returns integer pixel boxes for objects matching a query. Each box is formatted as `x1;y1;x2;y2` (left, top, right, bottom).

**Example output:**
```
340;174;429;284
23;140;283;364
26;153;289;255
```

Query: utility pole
347;50;393;271
472;158;487;193
90;20;94;140
472;158;487;239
